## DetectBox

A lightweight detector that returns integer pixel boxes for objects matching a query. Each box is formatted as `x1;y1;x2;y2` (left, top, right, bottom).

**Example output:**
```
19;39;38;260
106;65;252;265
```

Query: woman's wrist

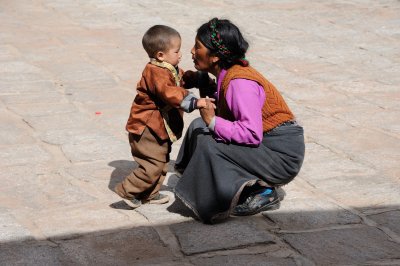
207;116;216;130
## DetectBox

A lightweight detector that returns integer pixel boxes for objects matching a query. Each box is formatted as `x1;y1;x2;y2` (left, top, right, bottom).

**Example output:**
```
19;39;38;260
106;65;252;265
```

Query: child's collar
149;58;180;86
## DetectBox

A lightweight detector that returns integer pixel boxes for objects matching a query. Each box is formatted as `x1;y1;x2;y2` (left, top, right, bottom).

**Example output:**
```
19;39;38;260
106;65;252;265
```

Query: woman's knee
196;135;218;154
190;117;207;130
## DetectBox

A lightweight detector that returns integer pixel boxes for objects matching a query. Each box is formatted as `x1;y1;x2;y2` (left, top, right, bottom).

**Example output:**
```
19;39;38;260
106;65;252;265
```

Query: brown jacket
219;65;294;132
126;63;188;140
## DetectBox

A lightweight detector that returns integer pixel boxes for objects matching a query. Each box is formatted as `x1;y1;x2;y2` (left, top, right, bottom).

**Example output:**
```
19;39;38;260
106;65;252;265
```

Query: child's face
158;37;182;67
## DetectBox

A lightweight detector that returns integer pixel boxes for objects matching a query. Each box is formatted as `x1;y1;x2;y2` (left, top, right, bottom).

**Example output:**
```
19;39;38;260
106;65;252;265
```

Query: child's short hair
142;25;181;58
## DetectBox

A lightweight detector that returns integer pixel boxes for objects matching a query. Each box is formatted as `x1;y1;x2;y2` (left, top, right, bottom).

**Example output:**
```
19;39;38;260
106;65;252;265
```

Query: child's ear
155;51;164;61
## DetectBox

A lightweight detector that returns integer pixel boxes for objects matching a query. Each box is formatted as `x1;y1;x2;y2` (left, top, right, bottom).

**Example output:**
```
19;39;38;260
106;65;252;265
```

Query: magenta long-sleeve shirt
211;69;266;146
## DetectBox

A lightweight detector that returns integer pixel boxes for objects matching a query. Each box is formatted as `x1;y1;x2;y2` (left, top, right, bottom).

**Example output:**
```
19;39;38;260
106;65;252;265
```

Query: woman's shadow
107;160;194;218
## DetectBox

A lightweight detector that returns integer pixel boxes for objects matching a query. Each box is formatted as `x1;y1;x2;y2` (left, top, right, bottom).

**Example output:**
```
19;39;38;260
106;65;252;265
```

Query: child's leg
114;127;169;200
144;162;169;200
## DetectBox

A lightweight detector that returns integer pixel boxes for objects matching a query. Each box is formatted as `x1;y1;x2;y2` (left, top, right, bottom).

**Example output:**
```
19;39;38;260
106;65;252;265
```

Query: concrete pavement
0;1;399;265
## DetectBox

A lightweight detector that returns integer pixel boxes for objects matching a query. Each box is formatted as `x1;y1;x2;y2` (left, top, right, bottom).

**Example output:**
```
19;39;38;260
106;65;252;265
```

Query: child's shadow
107;159;178;192
108;160;138;191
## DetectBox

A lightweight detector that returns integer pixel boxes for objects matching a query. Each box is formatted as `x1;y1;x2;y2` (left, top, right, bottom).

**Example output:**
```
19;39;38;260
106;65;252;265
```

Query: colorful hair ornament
209;18;231;56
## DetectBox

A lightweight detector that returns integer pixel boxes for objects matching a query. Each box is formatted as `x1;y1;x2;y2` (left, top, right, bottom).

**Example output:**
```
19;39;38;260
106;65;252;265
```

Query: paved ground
1;1;399;265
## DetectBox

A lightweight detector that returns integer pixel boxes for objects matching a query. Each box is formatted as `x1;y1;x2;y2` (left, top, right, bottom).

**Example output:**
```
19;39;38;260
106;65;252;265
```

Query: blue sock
260;188;273;196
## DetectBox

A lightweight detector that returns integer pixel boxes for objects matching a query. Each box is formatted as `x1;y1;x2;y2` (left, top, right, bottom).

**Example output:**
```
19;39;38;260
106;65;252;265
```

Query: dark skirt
174;118;305;223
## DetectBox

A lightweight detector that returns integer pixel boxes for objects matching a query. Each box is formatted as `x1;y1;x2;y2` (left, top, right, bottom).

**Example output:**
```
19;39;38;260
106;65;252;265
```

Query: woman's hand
196;97;215;109
199;97;216;126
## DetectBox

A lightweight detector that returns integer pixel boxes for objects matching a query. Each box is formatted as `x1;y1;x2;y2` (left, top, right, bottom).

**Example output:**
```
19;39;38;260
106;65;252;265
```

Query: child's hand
197;97;216;109
182;70;198;89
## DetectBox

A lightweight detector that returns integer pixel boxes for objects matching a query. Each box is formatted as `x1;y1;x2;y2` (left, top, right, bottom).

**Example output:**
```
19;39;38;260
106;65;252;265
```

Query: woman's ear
155;51;164;61
211;55;220;64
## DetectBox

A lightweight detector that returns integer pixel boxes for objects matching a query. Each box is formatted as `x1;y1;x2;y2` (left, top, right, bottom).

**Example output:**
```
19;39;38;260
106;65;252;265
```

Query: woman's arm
212;79;265;146
182;70;217;98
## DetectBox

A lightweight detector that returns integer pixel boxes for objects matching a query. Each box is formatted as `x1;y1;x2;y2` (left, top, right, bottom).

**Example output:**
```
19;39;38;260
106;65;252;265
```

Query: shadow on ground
6;160;395;265
107;160;138;191
1;205;399;265
107;159;178;192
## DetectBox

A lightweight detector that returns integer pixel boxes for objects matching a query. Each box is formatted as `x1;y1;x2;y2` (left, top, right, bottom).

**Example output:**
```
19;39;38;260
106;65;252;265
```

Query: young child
114;25;208;209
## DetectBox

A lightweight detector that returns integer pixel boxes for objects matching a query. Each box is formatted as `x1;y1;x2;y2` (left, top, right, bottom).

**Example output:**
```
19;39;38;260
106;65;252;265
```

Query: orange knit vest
219;65;294;132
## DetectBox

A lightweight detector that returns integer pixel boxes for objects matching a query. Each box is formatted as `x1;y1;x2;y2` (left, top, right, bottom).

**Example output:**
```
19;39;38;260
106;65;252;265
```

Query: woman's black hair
197;18;249;69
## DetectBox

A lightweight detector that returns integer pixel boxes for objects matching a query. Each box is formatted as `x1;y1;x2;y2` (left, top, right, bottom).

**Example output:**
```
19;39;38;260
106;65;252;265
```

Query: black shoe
232;188;280;216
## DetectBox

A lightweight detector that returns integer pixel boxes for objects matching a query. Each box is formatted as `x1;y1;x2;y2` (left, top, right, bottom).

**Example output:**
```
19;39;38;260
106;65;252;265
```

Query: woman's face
191;37;218;71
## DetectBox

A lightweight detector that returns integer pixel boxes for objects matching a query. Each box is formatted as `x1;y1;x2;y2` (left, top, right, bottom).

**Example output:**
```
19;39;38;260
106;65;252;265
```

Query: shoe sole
258;200;280;213
232;199;280;216
143;195;170;205
276;187;286;201
123;199;141;209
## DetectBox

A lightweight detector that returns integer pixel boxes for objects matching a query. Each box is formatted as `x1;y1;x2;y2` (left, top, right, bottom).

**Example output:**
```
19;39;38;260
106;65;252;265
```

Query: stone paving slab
0;91;67;104
170;217;277;255
58;226;176;266
310;175;400;212
64;160;134;186
32;204;148;240
0;73;51;83
8;103;78;117
282;226;400;265
0;80;57;94
0;173;96;211
61;136;127;162
0;111;36;145
300;142;377;182
0;144;51;167
0;241;71;266
368;210;400;236
263;197;362;231
22;112;94;131
66;87;132;105
0;45;20;61
0;210;33;243
303;115;400;180
190;255;297;266
192;255;297;266
0;165;38;190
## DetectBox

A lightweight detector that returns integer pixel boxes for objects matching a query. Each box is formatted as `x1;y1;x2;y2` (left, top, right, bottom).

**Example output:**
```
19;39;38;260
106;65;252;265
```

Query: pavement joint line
276;224;369;234
151;224;185;259
82;52;122;83
295;178;400;244
191;243;283;257
277;236;316;266
363;207;400;216
307;139;363;163
180;240;278;257
363;259;400;265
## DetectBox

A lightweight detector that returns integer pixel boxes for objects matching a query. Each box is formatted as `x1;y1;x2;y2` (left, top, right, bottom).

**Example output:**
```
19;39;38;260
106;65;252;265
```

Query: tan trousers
115;127;170;200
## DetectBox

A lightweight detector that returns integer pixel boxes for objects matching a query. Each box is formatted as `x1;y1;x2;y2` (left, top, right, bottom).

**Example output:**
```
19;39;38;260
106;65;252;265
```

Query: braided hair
197;18;249;69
